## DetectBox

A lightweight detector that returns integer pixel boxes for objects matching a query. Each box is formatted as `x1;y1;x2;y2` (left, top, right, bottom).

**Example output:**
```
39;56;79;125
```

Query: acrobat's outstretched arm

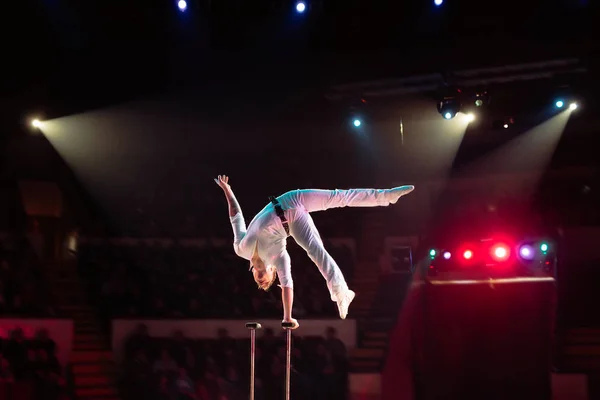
215;175;246;255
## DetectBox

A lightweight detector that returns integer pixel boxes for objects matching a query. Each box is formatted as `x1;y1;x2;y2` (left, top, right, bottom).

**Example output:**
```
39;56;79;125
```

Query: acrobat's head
250;257;277;291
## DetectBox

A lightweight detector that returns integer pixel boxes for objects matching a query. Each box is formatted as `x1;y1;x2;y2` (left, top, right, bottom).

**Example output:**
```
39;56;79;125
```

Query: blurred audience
79;241;354;319
0;235;56;317
0;327;66;400
121;325;348;400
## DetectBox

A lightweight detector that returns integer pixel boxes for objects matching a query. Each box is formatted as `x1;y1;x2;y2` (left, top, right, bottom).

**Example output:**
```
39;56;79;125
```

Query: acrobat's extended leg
288;209;354;318
279;186;414;213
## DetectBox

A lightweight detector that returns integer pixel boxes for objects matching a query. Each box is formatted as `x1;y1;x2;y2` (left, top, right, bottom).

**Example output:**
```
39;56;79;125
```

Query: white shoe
388;185;415;204
335;290;355;320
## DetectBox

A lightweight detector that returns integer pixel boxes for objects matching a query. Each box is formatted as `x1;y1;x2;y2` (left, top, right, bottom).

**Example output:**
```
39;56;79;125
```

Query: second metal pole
285;328;291;400
281;321;294;400
245;322;262;400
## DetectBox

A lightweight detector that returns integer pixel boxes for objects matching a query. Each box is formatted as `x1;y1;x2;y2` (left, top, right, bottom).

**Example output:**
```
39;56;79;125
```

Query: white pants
278;188;395;300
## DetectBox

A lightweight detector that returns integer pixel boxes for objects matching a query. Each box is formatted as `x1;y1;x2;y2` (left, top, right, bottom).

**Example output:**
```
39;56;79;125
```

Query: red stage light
490;243;510;262
463;250;473;260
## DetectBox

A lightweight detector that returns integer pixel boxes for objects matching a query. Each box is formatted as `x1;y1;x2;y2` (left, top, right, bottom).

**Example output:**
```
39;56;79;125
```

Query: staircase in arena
349;208;410;373
48;260;121;400
349;260;388;372
349;271;413;373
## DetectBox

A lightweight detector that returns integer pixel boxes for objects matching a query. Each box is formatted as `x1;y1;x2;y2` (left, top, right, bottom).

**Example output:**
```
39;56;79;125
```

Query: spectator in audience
0;234;56;318
154;349;178;375
0;326;65;400
78;240;354;320
0;356;14;383
174;367;197;399
119;326;348;400
124;323;152;359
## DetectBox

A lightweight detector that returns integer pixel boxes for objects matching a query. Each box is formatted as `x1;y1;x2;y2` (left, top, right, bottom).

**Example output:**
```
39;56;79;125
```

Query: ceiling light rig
437;87;491;120
473;89;491;108
437;87;462;120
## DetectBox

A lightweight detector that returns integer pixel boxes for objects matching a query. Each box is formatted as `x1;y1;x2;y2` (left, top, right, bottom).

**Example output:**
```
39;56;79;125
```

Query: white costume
229;187;414;304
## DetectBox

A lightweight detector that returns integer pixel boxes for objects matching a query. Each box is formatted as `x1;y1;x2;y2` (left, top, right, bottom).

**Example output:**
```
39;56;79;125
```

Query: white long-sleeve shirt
229;201;293;288
229;186;413;291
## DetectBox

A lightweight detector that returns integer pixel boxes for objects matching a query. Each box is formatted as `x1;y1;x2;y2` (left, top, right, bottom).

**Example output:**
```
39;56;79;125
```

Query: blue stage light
296;2;306;13
555;100;564;108
434;0;444;6
353;119;362;127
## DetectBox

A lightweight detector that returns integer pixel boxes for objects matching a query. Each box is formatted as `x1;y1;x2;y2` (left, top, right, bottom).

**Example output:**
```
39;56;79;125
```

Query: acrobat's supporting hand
282;318;299;330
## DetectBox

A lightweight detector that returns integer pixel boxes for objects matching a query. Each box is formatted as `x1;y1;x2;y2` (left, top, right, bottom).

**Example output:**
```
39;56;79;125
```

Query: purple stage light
519;245;534;260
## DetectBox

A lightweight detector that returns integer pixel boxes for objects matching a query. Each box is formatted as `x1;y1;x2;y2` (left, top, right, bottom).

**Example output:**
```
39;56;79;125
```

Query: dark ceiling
2;0;597;119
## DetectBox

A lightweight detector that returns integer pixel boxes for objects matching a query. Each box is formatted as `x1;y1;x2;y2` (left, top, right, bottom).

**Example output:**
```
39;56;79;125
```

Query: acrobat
215;175;414;329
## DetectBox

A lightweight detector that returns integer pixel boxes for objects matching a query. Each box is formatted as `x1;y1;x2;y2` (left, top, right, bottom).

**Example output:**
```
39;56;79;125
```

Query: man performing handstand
215;175;415;329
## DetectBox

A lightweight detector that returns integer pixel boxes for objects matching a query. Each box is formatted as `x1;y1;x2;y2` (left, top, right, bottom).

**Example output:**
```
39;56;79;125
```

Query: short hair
255;268;278;291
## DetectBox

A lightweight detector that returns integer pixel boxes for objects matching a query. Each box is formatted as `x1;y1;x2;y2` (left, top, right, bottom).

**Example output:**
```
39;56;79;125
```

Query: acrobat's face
252;263;275;290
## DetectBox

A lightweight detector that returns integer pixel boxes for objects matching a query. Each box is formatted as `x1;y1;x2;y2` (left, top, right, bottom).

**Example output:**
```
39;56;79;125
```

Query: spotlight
540;243;549;253
465;113;475;123
434;0;443;5
353;118;362;128
443;251;451;260
177;0;187;11
490;243;510;262
429;249;437;258
463;250;473;260
569;102;578;110
31;119;42;128
437;97;461;120
503;124;509;129
296;1;306;12
555;100;564;108
519;245;535;260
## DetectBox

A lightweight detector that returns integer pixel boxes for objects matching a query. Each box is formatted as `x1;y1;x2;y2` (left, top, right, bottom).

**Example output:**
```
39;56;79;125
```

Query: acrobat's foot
388;185;415;204
336;290;355;320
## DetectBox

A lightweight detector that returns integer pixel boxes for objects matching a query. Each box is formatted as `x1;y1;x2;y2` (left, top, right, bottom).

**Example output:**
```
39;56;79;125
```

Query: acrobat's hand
214;175;231;192
282;318;299;330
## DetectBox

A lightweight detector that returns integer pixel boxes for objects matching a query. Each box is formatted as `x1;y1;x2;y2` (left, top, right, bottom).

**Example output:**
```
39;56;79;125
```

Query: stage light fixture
465;113;475;123
434;0;443;6
443;251;451;260
519;245;534;260
352;118;362;127
429;249;437;258
555;100;564;108
437;97;461;120
296;1;306;12
540;243;549;253
569;102;578;110
490;243;510;262
31;119;42;128
463;250;473;260
473;90;490;107
177;0;187;11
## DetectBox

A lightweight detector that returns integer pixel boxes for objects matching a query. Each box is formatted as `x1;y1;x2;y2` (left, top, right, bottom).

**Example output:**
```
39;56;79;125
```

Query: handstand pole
245;322;262;400
281;321;295;400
